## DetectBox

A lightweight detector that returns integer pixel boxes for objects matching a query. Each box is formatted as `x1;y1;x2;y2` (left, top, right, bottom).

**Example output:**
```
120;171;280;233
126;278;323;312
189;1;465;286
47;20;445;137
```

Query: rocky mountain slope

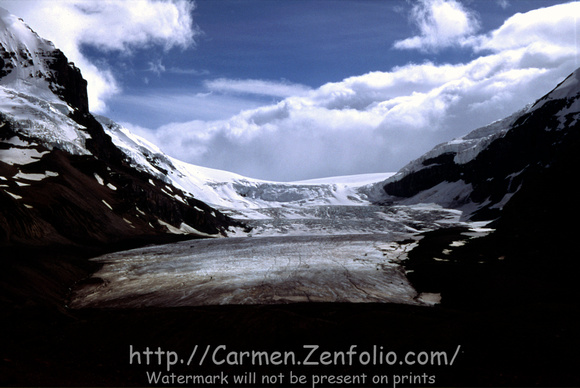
0;8;239;254
380;67;580;222
379;66;580;315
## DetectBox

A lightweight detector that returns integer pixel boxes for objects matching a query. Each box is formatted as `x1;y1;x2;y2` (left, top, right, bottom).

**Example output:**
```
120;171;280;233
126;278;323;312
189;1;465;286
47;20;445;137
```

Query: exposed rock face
0;117;238;249
43;49;89;114
382;68;580;221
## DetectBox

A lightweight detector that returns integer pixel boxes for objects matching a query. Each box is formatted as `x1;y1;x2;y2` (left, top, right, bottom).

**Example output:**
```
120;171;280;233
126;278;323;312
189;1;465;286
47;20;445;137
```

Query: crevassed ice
0;87;91;156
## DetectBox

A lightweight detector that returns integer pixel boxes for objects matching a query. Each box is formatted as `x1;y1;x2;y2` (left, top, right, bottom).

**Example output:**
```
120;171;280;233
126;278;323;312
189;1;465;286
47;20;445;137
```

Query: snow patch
4;190;22;199
178;223;219;238
0;137;48;165
156;219;219;237
14;170;58;181
157;219;186;235
94;173;104;185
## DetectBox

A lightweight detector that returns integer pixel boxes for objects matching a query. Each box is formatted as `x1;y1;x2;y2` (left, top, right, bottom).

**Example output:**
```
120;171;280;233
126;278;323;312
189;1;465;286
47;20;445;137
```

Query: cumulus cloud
0;0;198;112
394;0;480;52
474;2;580;54
132;2;579;181
2;0;578;181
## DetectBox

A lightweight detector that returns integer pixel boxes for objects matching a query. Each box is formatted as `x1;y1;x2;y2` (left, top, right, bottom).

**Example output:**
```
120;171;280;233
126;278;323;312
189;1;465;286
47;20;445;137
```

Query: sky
0;0;578;181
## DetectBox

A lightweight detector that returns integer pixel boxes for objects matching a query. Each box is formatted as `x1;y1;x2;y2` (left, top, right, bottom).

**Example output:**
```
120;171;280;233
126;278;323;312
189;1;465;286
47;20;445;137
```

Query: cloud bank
2;0;579;181
129;1;579;181
0;0;197;112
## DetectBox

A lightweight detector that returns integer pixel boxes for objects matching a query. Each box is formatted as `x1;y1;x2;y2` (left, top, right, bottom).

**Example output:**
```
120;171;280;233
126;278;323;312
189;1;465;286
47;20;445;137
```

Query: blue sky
1;0;579;180
99;0;571;126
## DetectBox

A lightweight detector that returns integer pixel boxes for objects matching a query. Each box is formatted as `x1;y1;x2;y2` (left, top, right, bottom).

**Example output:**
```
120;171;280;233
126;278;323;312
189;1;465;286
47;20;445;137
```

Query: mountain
1;7;579;386
0;8;240;255
380;68;580;222
96;115;391;212
0;8;88;114
380;66;580;312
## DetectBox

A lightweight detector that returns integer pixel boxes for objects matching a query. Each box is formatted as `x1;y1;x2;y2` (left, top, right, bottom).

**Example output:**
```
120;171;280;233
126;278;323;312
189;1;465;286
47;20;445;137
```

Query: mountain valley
1;6;579;387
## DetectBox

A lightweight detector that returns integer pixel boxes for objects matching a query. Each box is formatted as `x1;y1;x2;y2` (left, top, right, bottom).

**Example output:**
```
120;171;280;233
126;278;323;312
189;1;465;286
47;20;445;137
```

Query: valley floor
1;226;579;387
2;200;580;387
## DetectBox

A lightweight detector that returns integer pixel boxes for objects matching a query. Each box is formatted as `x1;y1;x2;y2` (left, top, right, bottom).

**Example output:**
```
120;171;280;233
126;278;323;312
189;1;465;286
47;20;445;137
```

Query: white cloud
113;90;266;123
2;1;578;181
147;59;166;76
475;2;580;54
205;78;312;98
132;2;579;181
496;0;510;10
167;67;210;76
0;0;198;112
394;0;480;52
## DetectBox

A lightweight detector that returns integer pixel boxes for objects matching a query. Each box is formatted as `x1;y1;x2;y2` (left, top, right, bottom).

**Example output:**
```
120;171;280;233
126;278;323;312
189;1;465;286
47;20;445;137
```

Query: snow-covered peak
385;106;528;184
383;67;580;187
0;8;57;100
0;7;91;155
531;67;580;111
96;115;393;213
0;7;88;112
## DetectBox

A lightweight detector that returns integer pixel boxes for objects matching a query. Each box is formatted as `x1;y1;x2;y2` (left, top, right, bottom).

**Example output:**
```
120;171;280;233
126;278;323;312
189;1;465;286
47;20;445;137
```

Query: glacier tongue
76;116;480;309
71;234;426;308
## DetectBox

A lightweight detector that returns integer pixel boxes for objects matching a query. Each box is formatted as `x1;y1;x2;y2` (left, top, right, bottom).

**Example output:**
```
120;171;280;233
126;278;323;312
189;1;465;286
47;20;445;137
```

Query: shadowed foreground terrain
1;221;579;387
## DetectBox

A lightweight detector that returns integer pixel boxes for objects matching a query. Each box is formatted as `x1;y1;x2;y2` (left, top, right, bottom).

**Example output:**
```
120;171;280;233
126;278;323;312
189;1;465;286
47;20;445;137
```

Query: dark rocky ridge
0;118;240;249
384;68;580;321
378;71;580;387
43;48;89;114
383;69;580;221
0;9;251;320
